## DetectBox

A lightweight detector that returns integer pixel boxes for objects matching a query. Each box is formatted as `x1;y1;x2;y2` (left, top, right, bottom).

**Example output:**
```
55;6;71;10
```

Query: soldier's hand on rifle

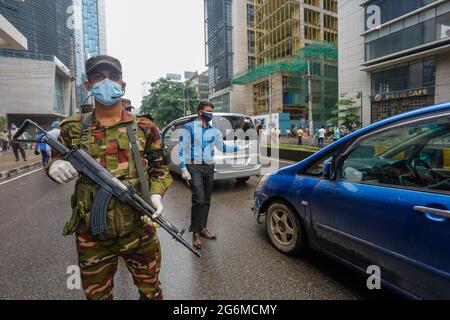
48;160;79;184
150;194;163;218
141;194;163;228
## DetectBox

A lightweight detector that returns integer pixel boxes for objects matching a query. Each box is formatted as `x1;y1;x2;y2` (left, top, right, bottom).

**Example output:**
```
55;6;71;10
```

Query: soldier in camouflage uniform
46;55;173;300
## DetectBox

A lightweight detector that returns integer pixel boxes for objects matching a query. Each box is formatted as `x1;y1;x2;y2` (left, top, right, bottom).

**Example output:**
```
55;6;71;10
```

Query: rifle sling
126;123;152;205
78;113;152;205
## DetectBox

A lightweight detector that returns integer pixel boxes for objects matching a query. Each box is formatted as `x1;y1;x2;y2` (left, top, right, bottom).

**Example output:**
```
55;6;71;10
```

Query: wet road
0;162;399;300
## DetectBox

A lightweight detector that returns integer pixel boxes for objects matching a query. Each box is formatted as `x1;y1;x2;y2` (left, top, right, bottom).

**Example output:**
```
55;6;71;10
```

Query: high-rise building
0;13;27;51
204;0;255;113
232;0;339;131
0;0;74;127
82;0;107;58
339;0;450;126
75;0;107;107
188;71;210;101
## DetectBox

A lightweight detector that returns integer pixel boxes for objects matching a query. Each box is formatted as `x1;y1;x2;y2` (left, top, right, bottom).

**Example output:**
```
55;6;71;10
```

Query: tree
140;78;199;129
336;96;361;130
0;116;6;131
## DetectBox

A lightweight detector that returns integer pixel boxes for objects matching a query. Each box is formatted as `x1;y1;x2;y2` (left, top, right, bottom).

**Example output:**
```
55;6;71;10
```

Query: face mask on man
201;112;213;122
91;78;125;106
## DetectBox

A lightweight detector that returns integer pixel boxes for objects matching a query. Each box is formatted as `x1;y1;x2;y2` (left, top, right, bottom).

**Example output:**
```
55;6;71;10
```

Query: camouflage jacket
47;110;173;239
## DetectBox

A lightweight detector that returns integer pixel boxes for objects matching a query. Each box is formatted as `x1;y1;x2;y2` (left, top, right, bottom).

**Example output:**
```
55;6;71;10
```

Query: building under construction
233;0;338;131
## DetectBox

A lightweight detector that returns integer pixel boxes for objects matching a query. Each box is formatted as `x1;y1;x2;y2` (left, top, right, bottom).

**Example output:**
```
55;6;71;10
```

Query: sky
104;0;206;111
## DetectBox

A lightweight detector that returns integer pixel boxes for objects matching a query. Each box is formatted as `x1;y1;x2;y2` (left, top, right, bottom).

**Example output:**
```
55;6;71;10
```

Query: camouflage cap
85;55;122;76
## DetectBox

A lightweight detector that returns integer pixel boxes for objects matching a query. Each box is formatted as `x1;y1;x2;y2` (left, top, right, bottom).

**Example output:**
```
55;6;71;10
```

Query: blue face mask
91;78;125;106
201;112;213;122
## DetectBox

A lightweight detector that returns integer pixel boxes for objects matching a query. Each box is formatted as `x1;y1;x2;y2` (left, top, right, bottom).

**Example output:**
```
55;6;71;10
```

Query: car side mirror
323;161;332;180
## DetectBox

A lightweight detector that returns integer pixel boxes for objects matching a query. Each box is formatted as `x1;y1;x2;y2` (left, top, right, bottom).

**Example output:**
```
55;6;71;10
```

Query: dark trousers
187;164;215;233
12;142;26;161
297;136;303;145
318;138;325;148
41;150;50;165
1;140;7;152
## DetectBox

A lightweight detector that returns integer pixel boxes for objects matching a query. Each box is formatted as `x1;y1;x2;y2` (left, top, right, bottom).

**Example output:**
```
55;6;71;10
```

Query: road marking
0;168;43;187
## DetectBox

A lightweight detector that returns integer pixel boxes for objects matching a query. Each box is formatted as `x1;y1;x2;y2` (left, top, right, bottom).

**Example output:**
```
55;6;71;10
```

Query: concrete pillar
435;52;450;104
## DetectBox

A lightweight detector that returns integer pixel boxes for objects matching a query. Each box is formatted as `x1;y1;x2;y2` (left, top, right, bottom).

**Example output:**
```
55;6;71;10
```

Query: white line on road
0;168;43;187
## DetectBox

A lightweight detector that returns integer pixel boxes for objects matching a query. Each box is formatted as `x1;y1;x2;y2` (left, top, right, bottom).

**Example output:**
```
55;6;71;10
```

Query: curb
0;161;43;181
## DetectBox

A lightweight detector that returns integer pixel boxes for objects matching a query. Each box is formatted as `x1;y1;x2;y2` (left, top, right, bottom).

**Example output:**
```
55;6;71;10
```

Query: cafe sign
372;87;434;102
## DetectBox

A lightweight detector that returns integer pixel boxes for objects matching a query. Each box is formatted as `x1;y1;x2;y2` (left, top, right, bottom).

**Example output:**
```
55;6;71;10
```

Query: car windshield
212;116;256;141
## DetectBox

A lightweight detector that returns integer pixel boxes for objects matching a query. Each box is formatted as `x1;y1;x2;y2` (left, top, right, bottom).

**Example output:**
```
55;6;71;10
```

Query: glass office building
76;0;107;106
339;0;450;125
0;0;74;125
0;0;73;67
83;0;101;58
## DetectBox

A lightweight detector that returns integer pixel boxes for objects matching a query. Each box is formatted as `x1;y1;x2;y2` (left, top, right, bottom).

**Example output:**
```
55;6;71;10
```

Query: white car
163;113;262;182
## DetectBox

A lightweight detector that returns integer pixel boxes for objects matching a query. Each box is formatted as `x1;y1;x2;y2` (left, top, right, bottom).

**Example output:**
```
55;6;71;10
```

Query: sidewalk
0;149;43;180
280;136;333;148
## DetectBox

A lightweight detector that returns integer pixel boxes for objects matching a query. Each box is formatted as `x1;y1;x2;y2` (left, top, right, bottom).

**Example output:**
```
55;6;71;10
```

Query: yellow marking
444;149;450;169
374;145;404;159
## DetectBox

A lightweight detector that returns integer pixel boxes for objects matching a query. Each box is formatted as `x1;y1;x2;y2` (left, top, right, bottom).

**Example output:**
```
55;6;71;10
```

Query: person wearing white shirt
317;126;327;148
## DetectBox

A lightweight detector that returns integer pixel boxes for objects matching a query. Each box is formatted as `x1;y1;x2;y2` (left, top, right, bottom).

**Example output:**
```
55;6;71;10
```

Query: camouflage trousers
75;225;163;300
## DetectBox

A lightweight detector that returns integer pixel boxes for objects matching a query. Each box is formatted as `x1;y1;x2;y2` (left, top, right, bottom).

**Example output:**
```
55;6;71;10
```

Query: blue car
253;102;450;299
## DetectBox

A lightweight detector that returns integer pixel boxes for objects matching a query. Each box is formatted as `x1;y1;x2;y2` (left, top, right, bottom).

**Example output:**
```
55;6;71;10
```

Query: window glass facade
247;3;254;27
370;57;437;123
371;57;436;95
364;0;437;31
83;0;101;58
205;0;233;91
0;0;73;67
365;11;450;61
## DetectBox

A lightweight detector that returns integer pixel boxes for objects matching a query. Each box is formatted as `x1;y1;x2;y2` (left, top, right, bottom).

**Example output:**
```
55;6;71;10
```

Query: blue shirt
35;133;50;153
178;120;238;169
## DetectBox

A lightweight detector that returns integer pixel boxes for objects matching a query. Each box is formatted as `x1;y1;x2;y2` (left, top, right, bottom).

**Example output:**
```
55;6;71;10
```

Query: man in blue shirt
179;101;238;250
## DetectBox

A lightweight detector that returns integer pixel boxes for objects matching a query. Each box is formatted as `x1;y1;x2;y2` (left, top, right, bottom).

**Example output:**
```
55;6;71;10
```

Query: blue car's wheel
266;202;307;256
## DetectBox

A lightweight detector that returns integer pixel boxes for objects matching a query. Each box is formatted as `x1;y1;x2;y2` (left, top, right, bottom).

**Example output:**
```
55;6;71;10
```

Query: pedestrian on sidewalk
179;101;240;250
47;121;61;158
9;124;27;162
317;126;327;148
0;129;8;153
333;126;341;142
297;127;304;146
35;133;50;166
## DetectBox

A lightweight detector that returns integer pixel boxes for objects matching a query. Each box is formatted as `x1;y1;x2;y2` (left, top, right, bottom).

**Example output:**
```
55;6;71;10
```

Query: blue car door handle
414;206;450;221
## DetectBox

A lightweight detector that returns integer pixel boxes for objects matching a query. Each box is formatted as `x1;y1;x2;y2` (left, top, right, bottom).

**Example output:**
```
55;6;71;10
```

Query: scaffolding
232;42;338;85
232;42;338;126
254;0;301;65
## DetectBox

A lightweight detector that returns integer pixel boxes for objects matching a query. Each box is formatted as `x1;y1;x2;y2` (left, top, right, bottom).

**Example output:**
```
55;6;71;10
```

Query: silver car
162;113;262;182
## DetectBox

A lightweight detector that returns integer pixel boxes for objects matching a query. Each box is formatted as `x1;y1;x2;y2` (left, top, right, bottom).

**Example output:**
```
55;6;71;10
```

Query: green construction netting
232;42;337;85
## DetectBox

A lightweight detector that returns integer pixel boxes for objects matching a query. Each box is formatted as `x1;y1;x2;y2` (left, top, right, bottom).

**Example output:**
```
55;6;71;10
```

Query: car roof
285;101;450;171
165;112;253;129
335;101;450;145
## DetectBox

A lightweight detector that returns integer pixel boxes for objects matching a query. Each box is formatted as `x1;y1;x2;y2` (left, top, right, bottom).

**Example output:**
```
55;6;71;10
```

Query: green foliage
336;97;362;129
0;116;6;131
326;107;339;126
140;78;199;129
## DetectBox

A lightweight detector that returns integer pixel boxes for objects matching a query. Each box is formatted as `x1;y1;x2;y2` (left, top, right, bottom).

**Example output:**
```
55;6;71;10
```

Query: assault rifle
14;120;201;257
